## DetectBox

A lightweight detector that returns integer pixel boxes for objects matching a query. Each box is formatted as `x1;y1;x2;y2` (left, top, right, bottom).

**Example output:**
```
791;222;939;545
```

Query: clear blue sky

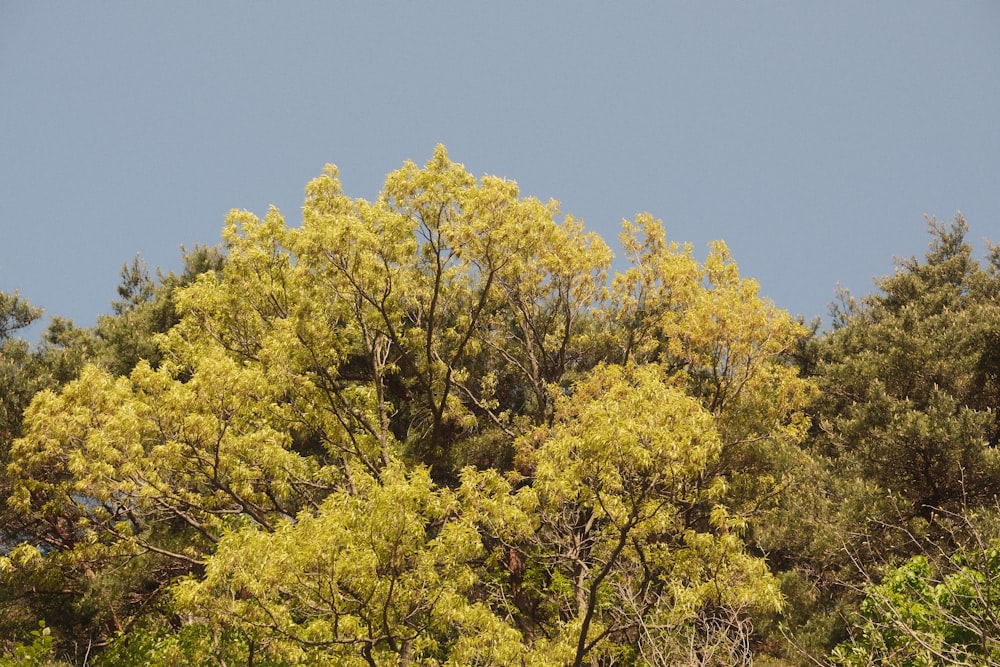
2;3;998;336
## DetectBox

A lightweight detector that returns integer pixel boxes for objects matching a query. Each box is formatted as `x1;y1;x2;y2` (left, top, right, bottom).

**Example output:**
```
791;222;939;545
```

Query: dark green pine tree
95;246;224;377
814;214;1000;521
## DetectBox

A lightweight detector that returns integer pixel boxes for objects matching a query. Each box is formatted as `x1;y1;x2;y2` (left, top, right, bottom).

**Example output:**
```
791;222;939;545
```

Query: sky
2;3;999;338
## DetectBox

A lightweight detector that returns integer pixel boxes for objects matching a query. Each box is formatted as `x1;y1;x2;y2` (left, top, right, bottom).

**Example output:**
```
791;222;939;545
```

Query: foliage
0;621;68;667
832;538;1000;666
175;464;508;666
0;292;43;443
762;216;1000;661
0;292;41;341
0;146;827;664
95;245;225;376
0;250;225;651
0;296;93;445
503;362;785;666
814;215;1000;521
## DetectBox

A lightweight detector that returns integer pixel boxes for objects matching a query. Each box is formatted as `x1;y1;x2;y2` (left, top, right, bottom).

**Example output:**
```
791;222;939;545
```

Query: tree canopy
1;148;997;666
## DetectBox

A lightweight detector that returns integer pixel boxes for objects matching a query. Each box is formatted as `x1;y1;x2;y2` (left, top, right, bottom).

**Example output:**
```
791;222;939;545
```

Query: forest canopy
1;146;998;666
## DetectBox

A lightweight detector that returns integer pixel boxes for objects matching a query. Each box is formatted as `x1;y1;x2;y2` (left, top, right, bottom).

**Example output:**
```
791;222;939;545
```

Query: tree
95;246;225;377
813;215;1000;522
0;292;41;342
493;363;784;666
291;149;612;477
2;146;814;664
0;297;93;446
831;509;1000;666
609;213;816;523
152;363;786;666
757;215;1000;663
172;464;518;666
0;292;43;443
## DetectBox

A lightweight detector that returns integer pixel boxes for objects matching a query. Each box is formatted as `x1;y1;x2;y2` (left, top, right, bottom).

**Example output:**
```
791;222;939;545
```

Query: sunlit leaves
512;363;783;666
832;542;1000;666
175;464;501;665
2;146;815;664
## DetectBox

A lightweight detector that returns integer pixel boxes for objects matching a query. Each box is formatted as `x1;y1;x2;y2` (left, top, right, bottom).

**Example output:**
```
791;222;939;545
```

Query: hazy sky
2;3;998;336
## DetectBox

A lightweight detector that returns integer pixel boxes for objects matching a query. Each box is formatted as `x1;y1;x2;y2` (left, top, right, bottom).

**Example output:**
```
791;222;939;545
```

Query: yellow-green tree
489;363;784;666
2;147;813;664
610;213;815;518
